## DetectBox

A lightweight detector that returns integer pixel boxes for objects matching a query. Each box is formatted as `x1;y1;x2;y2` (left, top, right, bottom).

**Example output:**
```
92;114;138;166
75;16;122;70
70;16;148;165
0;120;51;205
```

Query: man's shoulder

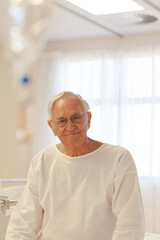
31;145;57;169
103;143;129;155
34;145;56;156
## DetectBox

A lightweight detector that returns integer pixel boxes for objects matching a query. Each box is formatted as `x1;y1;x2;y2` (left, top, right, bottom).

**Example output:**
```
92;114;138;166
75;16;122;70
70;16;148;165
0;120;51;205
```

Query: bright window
49;52;160;177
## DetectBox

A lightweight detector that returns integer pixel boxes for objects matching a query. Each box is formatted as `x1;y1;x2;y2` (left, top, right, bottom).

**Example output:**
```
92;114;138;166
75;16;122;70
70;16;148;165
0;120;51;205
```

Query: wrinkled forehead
52;95;85;116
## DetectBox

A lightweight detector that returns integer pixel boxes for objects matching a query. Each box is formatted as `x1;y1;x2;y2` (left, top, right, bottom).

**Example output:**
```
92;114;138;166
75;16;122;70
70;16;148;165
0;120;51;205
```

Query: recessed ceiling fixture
65;0;144;15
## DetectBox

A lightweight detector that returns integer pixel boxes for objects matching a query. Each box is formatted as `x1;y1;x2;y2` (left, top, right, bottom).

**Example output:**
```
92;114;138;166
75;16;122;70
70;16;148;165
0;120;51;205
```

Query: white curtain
32;47;160;234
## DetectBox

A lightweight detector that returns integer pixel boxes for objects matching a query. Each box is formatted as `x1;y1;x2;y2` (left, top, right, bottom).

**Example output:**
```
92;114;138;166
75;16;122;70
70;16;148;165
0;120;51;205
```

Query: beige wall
46;32;160;52
0;48;33;179
0;48;17;178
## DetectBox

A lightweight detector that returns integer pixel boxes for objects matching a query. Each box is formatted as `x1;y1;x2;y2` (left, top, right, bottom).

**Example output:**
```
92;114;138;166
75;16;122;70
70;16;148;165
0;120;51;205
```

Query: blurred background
0;0;160;235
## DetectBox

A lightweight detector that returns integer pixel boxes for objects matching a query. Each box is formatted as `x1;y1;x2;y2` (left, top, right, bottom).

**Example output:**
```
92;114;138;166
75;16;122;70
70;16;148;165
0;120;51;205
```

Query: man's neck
57;138;103;157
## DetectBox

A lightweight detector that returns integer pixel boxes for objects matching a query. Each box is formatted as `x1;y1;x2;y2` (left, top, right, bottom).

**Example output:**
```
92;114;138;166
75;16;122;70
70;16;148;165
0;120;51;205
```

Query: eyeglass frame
51;112;88;127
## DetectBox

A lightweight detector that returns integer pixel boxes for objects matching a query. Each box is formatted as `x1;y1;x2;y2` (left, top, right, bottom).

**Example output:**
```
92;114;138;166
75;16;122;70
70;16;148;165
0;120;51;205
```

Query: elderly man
6;91;145;240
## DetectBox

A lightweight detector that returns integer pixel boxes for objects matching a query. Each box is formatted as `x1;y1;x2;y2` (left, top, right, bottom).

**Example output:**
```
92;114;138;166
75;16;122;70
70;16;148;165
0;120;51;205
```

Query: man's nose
66;119;76;128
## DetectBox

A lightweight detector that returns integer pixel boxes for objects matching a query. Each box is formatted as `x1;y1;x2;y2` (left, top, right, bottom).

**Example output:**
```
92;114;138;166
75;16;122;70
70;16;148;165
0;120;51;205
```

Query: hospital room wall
0;47;36;179
0;48;18;178
0;47;49;179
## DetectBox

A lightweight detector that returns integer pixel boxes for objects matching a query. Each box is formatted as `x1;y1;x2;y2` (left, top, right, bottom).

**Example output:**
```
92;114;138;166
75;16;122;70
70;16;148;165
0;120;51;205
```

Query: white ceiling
49;0;160;40
0;0;160;46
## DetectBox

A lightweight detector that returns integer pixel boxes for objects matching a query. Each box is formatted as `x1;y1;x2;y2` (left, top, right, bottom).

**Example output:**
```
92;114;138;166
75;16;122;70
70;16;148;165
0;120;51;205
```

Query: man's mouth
65;132;80;136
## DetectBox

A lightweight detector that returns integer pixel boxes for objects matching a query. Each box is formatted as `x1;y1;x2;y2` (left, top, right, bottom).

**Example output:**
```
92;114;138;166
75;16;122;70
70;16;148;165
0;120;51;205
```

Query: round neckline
54;143;106;162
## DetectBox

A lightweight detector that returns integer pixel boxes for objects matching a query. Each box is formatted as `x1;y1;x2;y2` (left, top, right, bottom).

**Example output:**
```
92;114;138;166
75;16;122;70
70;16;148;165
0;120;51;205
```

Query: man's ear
48;120;53;129
87;112;91;129
47;120;57;136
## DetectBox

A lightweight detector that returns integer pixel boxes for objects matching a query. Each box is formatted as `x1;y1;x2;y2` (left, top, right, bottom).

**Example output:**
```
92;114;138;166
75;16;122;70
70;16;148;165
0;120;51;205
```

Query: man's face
49;95;91;147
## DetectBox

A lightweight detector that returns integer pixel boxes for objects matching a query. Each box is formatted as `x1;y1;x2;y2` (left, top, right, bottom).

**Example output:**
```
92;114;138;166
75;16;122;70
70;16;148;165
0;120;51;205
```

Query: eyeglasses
53;113;87;127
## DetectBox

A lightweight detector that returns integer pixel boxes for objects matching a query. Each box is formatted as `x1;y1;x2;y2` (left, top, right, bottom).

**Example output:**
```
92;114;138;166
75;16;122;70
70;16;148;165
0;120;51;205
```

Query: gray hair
47;91;90;120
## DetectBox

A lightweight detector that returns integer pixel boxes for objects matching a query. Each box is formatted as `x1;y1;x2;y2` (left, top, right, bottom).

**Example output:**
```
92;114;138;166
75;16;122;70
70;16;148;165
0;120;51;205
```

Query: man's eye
59;119;66;123
72;116;81;122
73;116;80;120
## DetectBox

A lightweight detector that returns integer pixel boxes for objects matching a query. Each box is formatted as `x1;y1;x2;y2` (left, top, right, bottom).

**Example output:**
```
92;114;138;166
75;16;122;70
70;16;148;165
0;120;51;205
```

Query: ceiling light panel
65;0;144;15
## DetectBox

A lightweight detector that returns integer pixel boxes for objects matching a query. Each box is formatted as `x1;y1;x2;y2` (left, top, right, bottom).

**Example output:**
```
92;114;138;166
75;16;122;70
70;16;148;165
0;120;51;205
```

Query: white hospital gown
5;143;145;240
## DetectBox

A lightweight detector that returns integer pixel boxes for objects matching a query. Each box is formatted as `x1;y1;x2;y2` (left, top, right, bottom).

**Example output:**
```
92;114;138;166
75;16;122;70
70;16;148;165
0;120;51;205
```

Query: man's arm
112;151;145;240
5;159;43;240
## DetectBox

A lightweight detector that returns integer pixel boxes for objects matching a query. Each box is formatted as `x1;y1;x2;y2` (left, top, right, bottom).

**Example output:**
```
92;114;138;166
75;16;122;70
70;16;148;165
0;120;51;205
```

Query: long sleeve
112;151;145;240
5;159;43;240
